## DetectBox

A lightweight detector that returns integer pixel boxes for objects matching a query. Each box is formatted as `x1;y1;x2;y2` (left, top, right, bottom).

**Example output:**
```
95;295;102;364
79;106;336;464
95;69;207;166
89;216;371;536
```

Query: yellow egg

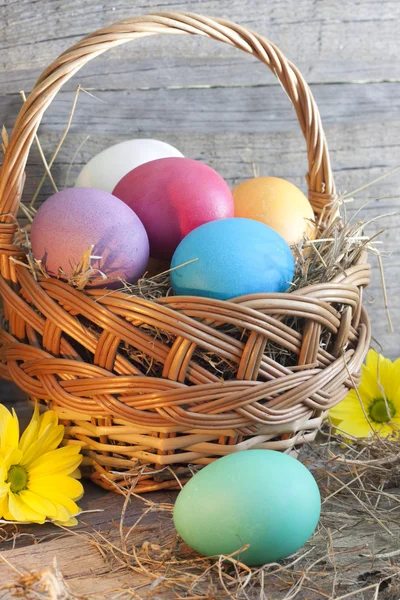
232;177;316;245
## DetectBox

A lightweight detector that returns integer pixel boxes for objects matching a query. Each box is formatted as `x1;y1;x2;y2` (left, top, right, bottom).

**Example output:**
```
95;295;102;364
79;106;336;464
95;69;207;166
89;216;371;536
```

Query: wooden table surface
0;1;399;598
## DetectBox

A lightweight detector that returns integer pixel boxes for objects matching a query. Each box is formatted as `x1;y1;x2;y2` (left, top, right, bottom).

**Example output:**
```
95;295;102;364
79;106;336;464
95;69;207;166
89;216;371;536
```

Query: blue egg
170;218;294;300
173;450;321;566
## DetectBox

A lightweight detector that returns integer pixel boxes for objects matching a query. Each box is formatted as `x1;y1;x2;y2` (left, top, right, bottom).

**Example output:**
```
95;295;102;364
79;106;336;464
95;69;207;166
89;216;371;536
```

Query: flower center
368;397;396;424
7;465;28;493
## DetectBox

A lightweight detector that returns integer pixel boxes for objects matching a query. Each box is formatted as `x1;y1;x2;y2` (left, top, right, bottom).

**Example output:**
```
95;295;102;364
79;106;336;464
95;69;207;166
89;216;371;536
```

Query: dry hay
0;558;79;599
2;429;400;600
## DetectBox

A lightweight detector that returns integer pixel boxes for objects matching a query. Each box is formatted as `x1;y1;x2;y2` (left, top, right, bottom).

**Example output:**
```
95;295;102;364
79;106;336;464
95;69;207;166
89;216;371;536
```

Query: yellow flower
0;403;83;525
330;349;400;437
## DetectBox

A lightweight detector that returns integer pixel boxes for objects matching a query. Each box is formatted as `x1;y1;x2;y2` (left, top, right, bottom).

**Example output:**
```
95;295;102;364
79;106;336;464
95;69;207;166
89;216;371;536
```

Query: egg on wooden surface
31;188;149;287
170;218;294;300
173;450;321;566
75;139;183;193
112;157;234;260
233;177;316;245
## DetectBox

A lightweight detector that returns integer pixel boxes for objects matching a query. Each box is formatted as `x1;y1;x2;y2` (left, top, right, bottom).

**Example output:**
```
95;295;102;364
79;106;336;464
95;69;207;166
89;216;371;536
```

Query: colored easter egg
31;188;149;287
233;177;316;245
112;157;234;260
173;450;321;566
170;218;294;300
75;139;183;193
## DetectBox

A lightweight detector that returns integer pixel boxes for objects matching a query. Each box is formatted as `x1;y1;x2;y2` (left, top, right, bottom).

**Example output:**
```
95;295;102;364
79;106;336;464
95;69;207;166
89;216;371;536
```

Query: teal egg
173;450;321;566
170;218;294;300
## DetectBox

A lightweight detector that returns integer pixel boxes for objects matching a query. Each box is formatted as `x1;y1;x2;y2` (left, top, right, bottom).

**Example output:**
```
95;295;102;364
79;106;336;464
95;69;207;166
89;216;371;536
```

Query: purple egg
31;188;149;288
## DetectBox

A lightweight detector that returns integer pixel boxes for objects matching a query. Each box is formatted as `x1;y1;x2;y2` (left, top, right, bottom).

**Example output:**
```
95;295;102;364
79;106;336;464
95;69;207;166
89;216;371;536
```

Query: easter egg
173;450;321;566
233;177;316;245
31;188;149;287
75;139;183;193
170;218;294;300
112;157;234;260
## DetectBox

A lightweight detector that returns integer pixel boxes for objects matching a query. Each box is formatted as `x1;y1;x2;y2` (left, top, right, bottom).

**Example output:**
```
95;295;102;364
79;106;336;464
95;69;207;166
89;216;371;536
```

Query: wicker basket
0;12;371;493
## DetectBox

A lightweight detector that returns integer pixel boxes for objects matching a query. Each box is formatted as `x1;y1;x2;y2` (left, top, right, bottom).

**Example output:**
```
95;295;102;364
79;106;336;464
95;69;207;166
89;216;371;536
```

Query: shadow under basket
0;12;371;493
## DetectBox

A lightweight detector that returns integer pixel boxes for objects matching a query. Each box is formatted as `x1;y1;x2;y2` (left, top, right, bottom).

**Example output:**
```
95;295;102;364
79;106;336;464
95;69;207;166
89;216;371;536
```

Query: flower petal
20;424;65;468
38;410;59;437
19;490;58;519
70;468;82;479
0;494;9;519
2;508;14;521
18;403;40;454
28;445;83;478
389;419;400;434
0;405;19;449
1;448;23;471
7;492;46;523
390;367;400;406
27;486;81;523
365;349;380;372
356;376;378;404
56;516;78;527
19;407;64;467
329;390;364;423
29;475;83;501
335;416;376;438
364;350;400;401
377;424;398;437
375;360;400;400
0;482;10;502
359;365;381;401
39;425;64;455
393;357;400;370
19;428;53;468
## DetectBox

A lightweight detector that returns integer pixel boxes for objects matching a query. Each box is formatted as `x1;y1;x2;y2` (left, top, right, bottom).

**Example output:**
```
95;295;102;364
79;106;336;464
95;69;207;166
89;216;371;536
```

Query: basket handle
0;11;336;230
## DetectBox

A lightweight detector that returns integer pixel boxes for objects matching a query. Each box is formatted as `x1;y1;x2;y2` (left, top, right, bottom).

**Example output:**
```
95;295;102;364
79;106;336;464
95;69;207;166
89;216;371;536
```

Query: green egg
173;450;321;566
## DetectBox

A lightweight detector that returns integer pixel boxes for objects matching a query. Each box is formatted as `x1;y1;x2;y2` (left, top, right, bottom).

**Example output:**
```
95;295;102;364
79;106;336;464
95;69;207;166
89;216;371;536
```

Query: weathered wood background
0;1;399;598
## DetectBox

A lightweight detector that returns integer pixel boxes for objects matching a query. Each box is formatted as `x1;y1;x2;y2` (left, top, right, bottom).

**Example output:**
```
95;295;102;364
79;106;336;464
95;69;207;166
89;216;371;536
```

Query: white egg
75;139;184;193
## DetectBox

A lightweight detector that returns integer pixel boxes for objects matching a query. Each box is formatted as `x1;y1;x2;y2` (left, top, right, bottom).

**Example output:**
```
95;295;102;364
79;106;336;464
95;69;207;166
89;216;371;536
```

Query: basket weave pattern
0;13;371;492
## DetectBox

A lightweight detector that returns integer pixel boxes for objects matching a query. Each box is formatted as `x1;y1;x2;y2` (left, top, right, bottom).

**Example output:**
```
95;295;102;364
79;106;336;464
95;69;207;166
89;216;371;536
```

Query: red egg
112;157;234;260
